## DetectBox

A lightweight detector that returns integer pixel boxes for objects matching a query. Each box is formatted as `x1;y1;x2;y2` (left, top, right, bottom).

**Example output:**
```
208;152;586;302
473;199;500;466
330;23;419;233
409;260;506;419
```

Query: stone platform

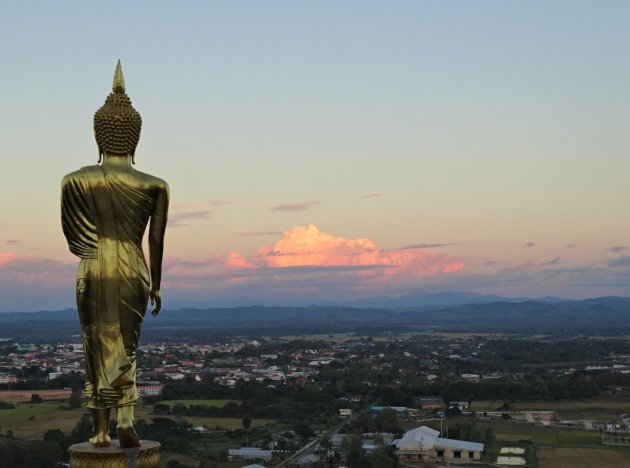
68;440;160;468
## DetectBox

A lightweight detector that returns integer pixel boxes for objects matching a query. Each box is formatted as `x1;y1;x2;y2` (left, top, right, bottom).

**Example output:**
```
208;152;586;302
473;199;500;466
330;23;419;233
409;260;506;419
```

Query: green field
471;395;630;413
0;402;67;417
470;395;630;421
0;403;86;438
156;399;239;408
0;400;273;439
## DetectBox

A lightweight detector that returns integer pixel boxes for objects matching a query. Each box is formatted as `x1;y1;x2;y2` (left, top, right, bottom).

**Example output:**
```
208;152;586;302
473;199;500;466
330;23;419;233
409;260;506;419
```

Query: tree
367;447;396;467
294;422;314;439
70;413;93;442
153;403;170;414
342;434;367;468
68;391;82;409
242;414;252;431
376;408;401;435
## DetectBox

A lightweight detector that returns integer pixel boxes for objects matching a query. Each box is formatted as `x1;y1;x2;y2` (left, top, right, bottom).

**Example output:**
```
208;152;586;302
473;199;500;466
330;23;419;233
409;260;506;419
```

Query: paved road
274;408;367;467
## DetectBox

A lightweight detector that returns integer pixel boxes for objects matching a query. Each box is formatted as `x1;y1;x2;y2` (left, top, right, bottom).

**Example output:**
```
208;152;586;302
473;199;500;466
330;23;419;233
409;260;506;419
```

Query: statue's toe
89;433;111;447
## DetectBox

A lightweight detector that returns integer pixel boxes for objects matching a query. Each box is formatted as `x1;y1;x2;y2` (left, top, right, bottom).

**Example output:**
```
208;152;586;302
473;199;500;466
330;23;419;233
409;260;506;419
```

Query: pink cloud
0;252;36;268
0;252;76;296
225;224;464;279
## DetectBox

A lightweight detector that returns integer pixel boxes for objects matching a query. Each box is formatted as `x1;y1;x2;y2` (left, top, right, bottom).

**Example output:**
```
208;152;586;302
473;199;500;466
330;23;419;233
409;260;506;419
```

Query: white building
395;426;484;463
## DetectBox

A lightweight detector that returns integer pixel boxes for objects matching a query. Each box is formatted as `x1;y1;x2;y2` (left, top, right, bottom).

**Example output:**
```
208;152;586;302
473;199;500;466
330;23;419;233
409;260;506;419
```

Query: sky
1;1;630;310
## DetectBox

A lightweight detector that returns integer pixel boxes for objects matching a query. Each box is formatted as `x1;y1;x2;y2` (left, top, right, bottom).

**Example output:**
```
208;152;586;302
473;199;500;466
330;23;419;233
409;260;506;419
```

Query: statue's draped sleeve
61;167;152;408
61;170;98;259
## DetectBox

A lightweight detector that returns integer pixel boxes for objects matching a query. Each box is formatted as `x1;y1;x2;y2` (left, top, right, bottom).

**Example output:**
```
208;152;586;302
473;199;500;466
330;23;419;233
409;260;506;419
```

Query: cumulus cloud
161;225;465;299
607;246;626;253
359;192;384;199
609;256;630;267
226;225;464;283
269;202;322;212
525;242;536;248
399;243;456;250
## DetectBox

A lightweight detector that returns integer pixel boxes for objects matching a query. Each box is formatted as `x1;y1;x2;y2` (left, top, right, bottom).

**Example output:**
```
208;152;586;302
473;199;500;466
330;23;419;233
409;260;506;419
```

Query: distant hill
1;297;630;339
169;290;564;310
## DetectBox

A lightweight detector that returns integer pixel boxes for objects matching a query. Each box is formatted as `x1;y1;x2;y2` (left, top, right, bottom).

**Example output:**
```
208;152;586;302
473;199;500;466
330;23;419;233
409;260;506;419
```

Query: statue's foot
89;432;111;447
117;425;141;448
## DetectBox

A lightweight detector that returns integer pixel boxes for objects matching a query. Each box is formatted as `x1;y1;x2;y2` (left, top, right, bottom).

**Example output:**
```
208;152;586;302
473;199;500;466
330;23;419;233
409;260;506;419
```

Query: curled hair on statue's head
94;60;142;163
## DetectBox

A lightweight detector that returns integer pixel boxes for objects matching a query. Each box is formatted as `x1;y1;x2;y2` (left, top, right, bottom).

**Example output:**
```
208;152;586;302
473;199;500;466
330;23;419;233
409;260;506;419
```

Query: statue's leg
117;405;141;447
89;408;111;447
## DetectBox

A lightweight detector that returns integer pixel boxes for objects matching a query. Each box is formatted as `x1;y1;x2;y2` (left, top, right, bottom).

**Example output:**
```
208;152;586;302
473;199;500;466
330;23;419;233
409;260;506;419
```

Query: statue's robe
61;166;153;408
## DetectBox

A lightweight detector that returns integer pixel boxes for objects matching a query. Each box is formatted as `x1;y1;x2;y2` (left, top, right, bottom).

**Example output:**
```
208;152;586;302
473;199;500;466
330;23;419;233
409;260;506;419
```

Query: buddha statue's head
94;60;142;163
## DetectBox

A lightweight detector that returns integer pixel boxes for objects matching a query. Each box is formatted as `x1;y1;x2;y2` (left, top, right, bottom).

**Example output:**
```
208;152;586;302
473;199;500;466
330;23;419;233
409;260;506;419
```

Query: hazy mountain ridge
1;296;629;335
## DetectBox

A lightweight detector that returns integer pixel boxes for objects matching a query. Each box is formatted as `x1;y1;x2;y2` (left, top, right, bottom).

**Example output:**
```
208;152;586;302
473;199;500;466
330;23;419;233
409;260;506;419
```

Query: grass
0;403;86;439
0;402;65;417
181;416;274;430
471;395;630;412
155;399;239;408
0;400;274;440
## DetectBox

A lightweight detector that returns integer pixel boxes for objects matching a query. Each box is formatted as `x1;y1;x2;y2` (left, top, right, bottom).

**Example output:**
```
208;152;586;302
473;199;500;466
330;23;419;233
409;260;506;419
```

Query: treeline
154;401;243;418
155;378;349;424
377;371;630;405
0;371;83;391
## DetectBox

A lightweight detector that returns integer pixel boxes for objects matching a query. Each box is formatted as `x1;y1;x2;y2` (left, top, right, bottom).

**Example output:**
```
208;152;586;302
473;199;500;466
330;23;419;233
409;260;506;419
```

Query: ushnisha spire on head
94;60;142;163
113;59;126;93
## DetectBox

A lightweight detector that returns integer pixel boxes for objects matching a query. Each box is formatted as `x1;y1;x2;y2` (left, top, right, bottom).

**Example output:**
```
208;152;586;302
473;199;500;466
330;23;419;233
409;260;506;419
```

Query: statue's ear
95;129;102;163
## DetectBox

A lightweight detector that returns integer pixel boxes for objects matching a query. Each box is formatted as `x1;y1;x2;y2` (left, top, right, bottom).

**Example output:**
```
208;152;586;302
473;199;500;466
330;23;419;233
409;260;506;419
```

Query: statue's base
68;440;160;468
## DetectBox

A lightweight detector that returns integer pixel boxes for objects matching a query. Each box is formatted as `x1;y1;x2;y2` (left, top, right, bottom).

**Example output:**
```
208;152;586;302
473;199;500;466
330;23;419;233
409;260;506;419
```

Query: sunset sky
2;1;630;310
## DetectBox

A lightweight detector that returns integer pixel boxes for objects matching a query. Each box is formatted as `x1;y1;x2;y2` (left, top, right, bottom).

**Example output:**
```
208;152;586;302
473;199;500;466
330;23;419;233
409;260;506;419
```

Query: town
1;330;630;467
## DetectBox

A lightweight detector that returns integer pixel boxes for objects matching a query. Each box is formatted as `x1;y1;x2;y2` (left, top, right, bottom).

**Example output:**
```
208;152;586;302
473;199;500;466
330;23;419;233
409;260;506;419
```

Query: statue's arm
148;181;169;316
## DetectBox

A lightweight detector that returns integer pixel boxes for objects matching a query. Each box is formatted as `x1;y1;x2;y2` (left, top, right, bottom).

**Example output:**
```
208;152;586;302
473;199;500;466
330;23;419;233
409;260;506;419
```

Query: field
470;395;630;420
0;389;72;403
537;448;630;467
156;399;238;408
0;403;84;438
0;401;274;439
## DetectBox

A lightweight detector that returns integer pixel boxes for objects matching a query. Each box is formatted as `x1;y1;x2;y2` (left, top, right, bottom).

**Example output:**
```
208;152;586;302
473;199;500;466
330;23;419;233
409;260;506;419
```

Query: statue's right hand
150;289;161;317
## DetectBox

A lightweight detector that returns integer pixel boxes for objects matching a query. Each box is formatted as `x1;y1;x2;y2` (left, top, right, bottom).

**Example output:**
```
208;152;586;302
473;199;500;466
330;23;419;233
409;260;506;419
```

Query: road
274;408;367;467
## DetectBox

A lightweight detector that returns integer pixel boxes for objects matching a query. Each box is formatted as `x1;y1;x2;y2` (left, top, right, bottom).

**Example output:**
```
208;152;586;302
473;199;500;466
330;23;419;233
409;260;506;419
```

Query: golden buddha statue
61;61;169;448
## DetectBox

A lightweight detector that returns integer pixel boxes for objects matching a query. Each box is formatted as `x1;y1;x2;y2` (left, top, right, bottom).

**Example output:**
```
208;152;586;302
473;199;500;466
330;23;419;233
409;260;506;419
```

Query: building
370;405;407;415
137;385;163;397
395;426;484;463
450;401;470;411
339;408;353;417
413;396;446;410
228;447;273;462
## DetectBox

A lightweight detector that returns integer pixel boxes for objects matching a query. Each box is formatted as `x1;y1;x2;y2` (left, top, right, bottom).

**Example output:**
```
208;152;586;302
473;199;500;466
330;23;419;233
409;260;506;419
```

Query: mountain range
1;293;629;338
